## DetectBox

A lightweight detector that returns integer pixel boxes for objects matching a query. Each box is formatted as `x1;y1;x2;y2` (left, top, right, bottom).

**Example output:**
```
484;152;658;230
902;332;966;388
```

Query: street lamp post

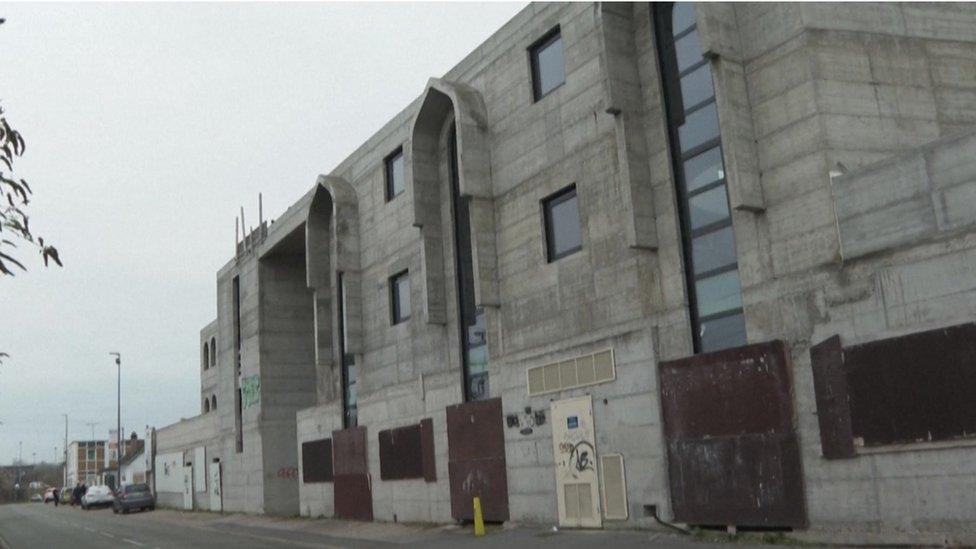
62;414;68;486
110;352;121;490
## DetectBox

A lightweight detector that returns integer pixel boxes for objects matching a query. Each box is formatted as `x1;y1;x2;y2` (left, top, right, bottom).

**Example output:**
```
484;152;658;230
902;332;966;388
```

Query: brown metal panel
420;418;436;482
332;426;371;521
446;397;509;522
667;433;806;528
446;397;506;461
659;340;806;528
332;426;367;475
301;438;333;483
810;336;855;459
845;322;976;447
659;340;794;439
378;424;423;480
334;474;373;521
448;458;510;522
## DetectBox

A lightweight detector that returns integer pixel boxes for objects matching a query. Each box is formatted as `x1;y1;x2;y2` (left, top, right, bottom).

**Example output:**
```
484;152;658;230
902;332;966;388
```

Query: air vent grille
526;349;615;396
600;453;628;520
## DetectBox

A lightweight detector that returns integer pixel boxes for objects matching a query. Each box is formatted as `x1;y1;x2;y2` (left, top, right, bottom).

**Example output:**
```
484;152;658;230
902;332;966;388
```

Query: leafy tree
0;18;61;275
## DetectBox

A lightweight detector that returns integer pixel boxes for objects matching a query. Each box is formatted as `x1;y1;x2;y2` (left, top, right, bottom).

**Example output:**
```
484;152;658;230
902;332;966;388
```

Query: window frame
384;146;405;201
542;184;583;262
389;270;411;325
529;26;565;102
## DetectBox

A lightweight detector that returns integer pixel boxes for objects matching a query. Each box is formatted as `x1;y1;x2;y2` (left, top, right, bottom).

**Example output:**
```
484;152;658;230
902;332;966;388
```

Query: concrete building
153;2;976;543
66;441;105;486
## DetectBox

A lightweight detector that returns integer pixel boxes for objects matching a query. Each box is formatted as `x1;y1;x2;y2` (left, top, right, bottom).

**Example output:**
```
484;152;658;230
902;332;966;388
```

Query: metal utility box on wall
550;395;602;528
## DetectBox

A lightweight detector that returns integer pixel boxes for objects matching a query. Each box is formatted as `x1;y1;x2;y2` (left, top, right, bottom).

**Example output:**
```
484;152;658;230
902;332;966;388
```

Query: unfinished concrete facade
153;2;976;543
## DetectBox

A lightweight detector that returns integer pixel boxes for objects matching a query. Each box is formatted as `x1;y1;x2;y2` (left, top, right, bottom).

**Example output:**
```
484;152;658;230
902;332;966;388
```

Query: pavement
0;502;782;548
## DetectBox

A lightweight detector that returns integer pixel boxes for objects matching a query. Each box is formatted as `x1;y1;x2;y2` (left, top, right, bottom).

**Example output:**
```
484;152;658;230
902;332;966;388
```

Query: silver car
81;485;115;510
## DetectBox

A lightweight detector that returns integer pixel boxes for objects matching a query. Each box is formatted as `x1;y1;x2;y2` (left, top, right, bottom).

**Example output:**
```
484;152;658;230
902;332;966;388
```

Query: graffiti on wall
277;467;299;480
241;375;261;409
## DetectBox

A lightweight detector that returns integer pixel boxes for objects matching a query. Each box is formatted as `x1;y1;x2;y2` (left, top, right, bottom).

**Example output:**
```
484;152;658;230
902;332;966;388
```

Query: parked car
81;485;114;510
30;494;43;502
113;483;154;514
43;488;58;503
59;487;73;504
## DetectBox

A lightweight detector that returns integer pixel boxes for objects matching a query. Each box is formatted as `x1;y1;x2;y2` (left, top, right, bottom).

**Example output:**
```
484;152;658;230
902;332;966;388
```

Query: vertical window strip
654;2;746;353
338;273;357;428
449;124;489;401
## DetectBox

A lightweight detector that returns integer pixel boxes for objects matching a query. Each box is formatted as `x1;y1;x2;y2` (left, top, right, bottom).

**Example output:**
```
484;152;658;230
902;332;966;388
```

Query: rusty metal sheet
809;336;855;459
446;397;509;522
332;426;367;475
845;322;976;447
301;438;333;483
379;424;423;480
420;418;436;482
334;474;373;521
668;433;806;527
659;340;794;439
659;340;806;528
332;425;371;521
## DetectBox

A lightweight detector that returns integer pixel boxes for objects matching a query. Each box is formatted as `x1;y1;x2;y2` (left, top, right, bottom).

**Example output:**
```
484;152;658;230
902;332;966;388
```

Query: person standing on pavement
53;486;59;507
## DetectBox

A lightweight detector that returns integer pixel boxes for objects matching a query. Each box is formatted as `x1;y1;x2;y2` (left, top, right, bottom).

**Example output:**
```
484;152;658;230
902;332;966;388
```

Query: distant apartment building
66;441;105;486
152;2;976;544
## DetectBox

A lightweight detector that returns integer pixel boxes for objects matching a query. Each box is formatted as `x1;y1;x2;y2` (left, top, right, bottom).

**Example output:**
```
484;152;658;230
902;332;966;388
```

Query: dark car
113;483;155;514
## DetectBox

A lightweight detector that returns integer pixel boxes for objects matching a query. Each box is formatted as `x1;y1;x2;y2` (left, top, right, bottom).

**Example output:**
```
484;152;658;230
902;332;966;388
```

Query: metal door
659;340;806;528
208;462;222;512
332;426;372;521
181;466;193;510
551;395;602;528
446;397;509;522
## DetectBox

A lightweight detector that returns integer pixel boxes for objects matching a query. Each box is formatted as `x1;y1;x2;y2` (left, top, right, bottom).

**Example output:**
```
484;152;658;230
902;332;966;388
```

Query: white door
182;466;193;510
551;395;602;528
208;462;222;512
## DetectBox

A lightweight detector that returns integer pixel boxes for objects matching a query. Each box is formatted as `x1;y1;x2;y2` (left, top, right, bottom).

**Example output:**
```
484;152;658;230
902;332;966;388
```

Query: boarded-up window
378;418;435;481
301;438;333;483
812;322;976;454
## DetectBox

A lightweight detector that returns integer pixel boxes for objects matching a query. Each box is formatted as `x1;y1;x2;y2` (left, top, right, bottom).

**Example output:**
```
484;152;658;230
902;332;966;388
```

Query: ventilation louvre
526;348;616;396
563;482;594;520
600;453;628;520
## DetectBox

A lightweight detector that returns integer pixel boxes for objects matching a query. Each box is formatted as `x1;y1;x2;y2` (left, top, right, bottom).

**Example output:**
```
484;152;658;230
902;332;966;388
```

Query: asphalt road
0;503;773;549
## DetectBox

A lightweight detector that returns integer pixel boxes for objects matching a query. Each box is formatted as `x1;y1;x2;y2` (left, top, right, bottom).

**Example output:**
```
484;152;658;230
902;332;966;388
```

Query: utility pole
62;413;68;486
110;352;121;490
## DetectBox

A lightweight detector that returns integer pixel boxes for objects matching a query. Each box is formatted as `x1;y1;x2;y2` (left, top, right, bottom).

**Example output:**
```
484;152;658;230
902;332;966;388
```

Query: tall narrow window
203;343;209;371
449;124;489;401
390;271;411;325
385;147;405;201
210;336;216;368
233;275;243;453
654;3;746;353
338;273;357;428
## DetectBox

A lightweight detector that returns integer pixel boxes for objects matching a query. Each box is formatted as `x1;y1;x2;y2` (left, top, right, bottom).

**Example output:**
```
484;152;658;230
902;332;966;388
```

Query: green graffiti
241;375;261;409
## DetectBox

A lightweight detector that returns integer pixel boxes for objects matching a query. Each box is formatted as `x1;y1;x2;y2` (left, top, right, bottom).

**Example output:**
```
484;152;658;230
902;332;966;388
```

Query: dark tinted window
390;271;410;324
654;2;746;353
385;148;405;200
125;484;149;494
530;28;565;101
543;186;583;261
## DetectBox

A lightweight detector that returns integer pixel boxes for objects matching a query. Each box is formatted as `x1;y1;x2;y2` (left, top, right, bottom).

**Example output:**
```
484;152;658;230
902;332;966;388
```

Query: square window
543;185;583;262
530;27;565;101
390;270;411;324
385;147;405;201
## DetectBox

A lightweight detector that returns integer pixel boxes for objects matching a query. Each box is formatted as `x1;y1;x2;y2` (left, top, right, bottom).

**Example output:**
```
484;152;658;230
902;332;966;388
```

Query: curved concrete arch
305;176;363;403
408;78;499;325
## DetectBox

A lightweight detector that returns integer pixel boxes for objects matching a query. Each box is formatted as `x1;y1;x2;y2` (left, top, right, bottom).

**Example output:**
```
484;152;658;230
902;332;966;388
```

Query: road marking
84;527;96;532
100;532;116;539
122;538;146;547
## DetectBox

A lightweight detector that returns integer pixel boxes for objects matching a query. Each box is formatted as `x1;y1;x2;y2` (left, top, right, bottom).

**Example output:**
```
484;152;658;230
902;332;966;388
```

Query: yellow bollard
473;496;486;537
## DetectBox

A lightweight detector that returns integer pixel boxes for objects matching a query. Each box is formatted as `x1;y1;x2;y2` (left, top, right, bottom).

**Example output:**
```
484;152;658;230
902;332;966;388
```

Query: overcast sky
0;1;525;465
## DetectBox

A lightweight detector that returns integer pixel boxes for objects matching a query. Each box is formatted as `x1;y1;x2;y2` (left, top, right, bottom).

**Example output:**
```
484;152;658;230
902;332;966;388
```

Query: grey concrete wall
257;230;318;516
157;1;976;542
200;319;218;414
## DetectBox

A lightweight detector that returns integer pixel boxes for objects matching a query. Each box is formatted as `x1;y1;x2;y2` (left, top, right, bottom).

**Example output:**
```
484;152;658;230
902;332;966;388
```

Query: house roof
119;441;145;467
